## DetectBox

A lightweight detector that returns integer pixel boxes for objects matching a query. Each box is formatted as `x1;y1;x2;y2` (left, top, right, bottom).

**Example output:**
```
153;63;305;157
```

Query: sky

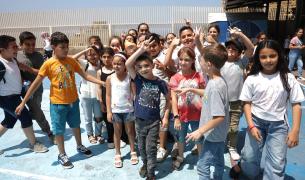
0;0;222;12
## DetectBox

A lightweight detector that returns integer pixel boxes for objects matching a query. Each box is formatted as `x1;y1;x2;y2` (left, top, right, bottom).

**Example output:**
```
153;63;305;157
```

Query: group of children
0;22;304;180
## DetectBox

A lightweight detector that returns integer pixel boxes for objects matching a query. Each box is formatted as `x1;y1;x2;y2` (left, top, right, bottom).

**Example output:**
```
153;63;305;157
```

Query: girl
165;33;176;49
106;52;138;168
127;28;138;39
288;28;305;80
109;36;123;54
169;47;205;169
97;47;116;148
40;32;52;59
230;40;304;179
72;46;104;144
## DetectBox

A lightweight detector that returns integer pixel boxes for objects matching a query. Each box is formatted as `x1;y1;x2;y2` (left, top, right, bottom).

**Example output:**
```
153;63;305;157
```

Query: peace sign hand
140;36;155;51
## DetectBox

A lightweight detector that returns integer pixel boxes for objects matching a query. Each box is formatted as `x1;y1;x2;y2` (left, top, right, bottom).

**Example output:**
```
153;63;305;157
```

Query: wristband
248;125;256;131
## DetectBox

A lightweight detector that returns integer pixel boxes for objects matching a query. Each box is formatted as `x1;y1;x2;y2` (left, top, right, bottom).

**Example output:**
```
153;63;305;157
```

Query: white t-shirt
240;72;305;121
110;73;134;113
153;51;169;82
79;59;100;99
0;57;22;96
43;39;52;51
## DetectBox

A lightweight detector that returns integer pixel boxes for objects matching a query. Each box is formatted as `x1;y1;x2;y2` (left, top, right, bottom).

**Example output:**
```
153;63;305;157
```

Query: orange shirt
38;57;82;104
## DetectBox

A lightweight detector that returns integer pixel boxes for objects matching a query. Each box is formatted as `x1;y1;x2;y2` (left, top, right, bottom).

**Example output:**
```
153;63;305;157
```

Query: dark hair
19;31;36;44
101;47;115;57
145;33;161;45
88;35;103;48
249;40;290;99
124;34;137;44
208;24;220;33
109;36;123;50
50;32;69;46
0;35;16;49
178;46;196;70
135;52;153;64
295;28;304;37
114;51;128;62
256;32;267;39
179;26;194;37
128;29;138;37
166;33;176;40
137;23;149;32
203;43;228;69
87;45;100;56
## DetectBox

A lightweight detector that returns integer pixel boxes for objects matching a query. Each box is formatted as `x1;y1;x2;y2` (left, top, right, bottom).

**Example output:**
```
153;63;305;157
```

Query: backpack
0;60;6;83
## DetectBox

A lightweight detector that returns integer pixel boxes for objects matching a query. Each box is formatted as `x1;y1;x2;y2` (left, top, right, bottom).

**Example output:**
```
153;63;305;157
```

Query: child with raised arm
126;37;170;180
186;44;229;180
230;40;304;179
0;35;48;154
15;32;105;169
221;27;254;161
72;46;104;144
106;52;138;168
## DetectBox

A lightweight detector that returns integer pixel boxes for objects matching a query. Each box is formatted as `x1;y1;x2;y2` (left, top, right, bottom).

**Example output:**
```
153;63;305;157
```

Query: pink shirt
169;71;205;122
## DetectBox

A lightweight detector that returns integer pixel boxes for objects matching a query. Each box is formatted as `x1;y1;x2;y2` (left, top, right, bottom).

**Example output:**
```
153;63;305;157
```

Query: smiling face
52;43;69;60
208;27;219;40
86;49;100;66
180;29;194;47
20;39;36;54
296;29;304;38
226;44;240;61
135;59;154;79
112;56;125;73
179;52;194;72
147;42;161;58
259;47;278;75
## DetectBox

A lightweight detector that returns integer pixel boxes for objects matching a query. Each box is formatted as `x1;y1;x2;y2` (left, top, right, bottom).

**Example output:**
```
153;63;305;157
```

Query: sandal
114;154;123;168
88;135;97;144
229;162;241;179
130;152;139;165
172;156;184;170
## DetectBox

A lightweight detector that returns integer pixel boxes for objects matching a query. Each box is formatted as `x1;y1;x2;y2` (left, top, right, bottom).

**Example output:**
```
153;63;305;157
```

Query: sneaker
139;164;147;178
0;149;3;155
58;153;74;169
157;147;168;162
29;141;48;153
108;142;115;149
229;148;241;161
96;135;105;144
297;76;305;81
120;140;127;148
48;133;57;145
77;145;93;157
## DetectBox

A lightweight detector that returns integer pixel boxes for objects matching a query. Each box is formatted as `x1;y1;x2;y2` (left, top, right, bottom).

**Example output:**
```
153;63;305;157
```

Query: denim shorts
50;99;81;135
112;112;135;123
177;120;200;144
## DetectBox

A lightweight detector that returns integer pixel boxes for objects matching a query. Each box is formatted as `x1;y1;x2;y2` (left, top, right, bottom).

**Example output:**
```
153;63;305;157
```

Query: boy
17;31;55;144
126;37;170;180
0;35;48;153
186;44;229;179
15;32;105;169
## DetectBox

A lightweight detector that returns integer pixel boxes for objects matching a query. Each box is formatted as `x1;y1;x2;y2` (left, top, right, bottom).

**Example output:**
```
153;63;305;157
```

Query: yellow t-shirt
38;57;82;104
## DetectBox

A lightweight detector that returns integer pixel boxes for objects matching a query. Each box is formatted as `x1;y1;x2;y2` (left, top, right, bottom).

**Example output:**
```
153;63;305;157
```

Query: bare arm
78;68;105;87
105;76;113;122
164;38;179;70
161;91;171;128
194;27;206;56
174;87;204;96
228;27;254;58
72;47;92;61
244;101;262;142
286;103;302;148
15;75;44;115
18;63;39;75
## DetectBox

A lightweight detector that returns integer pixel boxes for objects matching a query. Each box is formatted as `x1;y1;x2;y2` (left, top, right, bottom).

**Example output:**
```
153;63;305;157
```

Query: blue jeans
240;115;288;180
177;121;200;144
197;140;225;180
81;97;102;136
288;52;303;77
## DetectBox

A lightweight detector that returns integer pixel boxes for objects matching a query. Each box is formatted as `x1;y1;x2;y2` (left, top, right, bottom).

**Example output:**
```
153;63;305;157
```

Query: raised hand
228;26;242;38
140;36;155;51
170;37;180;47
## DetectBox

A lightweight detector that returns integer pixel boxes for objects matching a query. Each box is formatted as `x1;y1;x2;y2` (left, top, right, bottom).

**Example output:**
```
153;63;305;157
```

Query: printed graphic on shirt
55;64;74;90
138;82;159;109
177;79;201;108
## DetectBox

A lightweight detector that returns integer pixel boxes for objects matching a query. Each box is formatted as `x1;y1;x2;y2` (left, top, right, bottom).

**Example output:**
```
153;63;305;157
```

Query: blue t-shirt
134;74;168;121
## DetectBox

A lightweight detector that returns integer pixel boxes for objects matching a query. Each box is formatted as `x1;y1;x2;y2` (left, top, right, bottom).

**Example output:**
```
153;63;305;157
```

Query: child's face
179;52;194;71
112;56;125;73
20;39;36;54
125;35;134;43
135;60;154;78
180;29;194;47
0;41;18;60
89;38;101;49
226;44;240;61
138;25;149;36
53;43;69;60
257;34;266;43
166;34;175;45
208;27;219;39
147;42;161;57
296;29;304;38
101;53;113;67
128;30;137;38
259;47;278;75
87;49;99;65
110;39;121;53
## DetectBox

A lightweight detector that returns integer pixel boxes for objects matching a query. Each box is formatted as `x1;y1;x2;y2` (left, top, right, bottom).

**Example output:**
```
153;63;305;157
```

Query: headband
114;53;127;62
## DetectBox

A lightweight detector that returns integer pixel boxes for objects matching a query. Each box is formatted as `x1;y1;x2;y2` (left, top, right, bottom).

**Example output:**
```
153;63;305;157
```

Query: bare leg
0;124;8;137
56;135;65;154
72;127;82;146
113;122;122;155
159;131;167;149
125;121;136;153
22;126;36;145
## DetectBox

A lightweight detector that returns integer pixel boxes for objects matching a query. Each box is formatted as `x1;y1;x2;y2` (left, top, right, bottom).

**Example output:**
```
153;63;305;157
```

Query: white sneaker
108;143;115;149
157;147;168;162
229;148;240;161
297;76;305;81
120;140;127;148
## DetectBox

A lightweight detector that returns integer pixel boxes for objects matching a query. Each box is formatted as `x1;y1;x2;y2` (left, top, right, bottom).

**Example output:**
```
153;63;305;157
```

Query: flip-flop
130;152;139;165
114;154;123;168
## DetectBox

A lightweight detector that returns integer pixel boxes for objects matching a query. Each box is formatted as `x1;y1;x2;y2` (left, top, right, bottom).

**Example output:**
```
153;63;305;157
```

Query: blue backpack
0;60;6;83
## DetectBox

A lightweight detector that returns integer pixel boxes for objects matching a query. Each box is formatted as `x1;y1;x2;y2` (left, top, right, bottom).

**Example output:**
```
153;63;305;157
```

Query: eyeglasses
259;54;277;59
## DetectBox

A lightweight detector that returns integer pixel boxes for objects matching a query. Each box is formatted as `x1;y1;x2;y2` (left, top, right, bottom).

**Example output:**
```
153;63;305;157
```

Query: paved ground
0;82;305;179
